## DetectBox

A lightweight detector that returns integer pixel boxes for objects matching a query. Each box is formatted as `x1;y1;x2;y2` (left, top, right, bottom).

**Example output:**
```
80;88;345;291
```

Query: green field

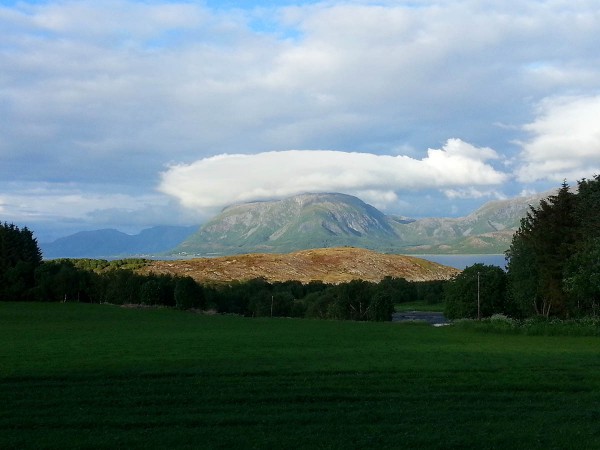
1;303;599;449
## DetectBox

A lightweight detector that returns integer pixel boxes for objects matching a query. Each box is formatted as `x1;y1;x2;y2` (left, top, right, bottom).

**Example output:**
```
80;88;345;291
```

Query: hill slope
174;192;545;256
393;192;545;253
174;193;400;256
143;247;458;283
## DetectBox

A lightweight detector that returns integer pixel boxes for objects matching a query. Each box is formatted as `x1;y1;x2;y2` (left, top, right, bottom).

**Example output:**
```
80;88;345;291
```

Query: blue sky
1;0;600;241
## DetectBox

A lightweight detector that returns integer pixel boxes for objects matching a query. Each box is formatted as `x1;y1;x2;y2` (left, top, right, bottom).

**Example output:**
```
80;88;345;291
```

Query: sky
1;0;599;242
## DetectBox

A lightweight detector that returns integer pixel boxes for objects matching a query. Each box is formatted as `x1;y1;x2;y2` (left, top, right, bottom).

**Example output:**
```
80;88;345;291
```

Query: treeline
445;175;600;320
0;224;444;321
31;262;444;321
202;276;444;321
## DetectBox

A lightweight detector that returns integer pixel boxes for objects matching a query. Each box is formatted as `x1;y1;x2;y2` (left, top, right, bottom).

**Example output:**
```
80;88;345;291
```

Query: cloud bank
517;95;600;182
159;139;507;211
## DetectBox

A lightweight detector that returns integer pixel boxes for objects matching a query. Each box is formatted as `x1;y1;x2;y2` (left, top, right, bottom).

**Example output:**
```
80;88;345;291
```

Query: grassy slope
1;302;599;449
144;247;458;284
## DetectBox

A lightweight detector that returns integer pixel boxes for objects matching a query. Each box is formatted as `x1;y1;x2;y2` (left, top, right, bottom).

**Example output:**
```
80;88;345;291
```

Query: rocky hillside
41;191;549;259
174;193;400;256
394;192;545;253
143;247;459;284
173;191;546;256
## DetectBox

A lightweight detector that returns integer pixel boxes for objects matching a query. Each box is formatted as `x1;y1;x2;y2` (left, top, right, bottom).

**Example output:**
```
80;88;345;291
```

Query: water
415;254;506;270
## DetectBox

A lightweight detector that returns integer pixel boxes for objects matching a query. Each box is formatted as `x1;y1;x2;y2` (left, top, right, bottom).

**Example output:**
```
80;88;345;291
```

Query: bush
452;315;600;336
444;264;507;319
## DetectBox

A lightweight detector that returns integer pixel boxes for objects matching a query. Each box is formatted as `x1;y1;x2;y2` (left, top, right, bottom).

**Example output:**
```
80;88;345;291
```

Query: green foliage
506;176;600;318
0;222;43;301
174;276;204;310
140;279;161;305
444;263;507;319
563;237;600;315
202;276;414;321
32;259;93;303
67;258;149;272
414;280;446;304
378;276;416;303
506;224;539;318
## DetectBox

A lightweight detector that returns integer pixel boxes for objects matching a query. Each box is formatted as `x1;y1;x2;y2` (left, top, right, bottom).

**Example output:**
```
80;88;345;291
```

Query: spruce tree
506;182;578;317
0;222;43;300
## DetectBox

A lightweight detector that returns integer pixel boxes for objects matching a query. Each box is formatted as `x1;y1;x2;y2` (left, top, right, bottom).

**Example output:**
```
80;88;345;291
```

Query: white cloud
443;188;506;200
159;138;508;211
3;0;600;187
0;182;203;240
2;1;600;235
0;183;149;221
516;95;600;182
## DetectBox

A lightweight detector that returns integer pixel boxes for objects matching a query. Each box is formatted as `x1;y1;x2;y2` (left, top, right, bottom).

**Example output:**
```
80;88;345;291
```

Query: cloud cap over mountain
159;139;507;211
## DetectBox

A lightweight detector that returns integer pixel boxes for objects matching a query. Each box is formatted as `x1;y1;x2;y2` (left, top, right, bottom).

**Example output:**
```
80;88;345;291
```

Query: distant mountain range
41;191;546;259
41;225;197;259
173;192;544;256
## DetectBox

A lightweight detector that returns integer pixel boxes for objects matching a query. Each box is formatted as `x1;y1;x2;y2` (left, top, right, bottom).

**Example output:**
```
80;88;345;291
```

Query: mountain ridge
41;191;547;259
175;191;545;256
41;225;197;259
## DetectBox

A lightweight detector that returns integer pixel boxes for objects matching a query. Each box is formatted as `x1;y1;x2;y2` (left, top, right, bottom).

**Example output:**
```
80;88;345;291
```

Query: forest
2;174;599;321
0;226;442;321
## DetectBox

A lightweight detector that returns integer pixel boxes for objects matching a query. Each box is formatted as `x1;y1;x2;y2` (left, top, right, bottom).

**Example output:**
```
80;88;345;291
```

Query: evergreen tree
562;175;600;315
0;222;43;300
505;225;539;318
505;182;576;317
574;175;600;239
563;237;600;316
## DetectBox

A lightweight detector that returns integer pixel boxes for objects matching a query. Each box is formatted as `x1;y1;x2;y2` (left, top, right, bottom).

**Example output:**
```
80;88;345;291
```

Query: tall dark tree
562;175;600;315
505;182;576;317
505;225;539;318
574;175;600;239
0;222;43;300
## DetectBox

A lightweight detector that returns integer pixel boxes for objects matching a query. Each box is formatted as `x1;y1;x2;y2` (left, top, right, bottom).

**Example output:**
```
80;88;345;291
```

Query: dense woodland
2;175;599;321
0;227;442;321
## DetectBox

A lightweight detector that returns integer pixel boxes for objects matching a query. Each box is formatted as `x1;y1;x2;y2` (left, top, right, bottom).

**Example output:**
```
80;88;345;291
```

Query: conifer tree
0;222;43;300
506;181;578;317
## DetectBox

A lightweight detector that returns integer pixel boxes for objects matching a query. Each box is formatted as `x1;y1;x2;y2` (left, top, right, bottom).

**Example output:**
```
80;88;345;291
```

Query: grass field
1;302;599;449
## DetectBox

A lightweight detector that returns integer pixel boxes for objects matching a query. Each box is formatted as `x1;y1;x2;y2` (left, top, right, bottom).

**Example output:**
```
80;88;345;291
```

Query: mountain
173;192;545;256
41;191;547;259
142;247;459;284
392;192;545;254
173;193;401;256
41;225;198;259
